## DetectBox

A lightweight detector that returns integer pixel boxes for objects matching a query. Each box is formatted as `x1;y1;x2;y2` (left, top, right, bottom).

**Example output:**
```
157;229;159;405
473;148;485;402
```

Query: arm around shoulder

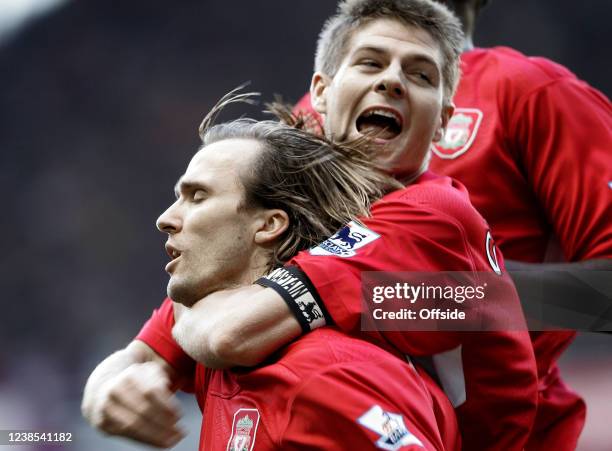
172;284;302;369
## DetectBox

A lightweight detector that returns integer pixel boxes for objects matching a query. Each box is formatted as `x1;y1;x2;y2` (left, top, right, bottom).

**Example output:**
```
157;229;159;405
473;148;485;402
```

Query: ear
310;72;332;115
433;102;455;143
254;209;290;245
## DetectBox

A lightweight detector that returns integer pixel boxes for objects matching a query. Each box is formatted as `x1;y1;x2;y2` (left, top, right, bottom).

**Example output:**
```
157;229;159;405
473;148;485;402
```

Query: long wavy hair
197;87;402;270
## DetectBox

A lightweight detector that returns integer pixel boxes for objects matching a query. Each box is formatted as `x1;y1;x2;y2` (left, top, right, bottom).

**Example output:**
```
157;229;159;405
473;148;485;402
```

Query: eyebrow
353;45;439;69
406;54;439;69
174;178;210;199
353;45;387;57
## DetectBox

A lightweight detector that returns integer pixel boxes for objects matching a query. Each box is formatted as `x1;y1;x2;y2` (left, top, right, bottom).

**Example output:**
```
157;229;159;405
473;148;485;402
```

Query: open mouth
164;243;182;273
356;108;403;140
165;243;182;261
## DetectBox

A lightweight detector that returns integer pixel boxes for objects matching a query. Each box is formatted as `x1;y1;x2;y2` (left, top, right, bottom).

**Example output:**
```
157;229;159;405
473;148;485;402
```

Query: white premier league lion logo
309;221;380;258
357;405;424;450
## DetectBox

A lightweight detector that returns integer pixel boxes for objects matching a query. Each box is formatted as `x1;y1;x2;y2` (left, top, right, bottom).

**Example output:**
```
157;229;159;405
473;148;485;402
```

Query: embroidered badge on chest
227;408;260;451
432;108;483;159
357;405;424;450
309;220;380;258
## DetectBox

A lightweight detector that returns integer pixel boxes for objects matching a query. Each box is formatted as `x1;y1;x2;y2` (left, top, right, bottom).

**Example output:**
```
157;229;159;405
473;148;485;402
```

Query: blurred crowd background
1;1;610;450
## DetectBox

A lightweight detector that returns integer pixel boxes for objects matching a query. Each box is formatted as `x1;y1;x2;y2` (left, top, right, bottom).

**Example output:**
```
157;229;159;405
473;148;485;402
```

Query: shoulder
374;172;486;232
277;328;400;373
461;47;610;141
376;173;500;272
277;328;424;410
277;334;443;450
465;46;578;89
461;47;594;115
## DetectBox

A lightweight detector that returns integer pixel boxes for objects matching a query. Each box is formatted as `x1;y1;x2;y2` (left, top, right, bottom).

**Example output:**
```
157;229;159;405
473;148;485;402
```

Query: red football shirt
289;171;538;451
430;47;612;265
294;47;611;449
136;298;460;451
429;47;612;374
430;47;611;450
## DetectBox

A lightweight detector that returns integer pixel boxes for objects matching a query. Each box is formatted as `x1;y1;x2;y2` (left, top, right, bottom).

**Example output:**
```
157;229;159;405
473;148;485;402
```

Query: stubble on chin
167;279;200;308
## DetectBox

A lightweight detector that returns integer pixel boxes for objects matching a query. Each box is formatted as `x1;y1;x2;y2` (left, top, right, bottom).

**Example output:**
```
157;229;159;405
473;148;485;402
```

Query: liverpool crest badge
432;108;483;159
227;408;260;451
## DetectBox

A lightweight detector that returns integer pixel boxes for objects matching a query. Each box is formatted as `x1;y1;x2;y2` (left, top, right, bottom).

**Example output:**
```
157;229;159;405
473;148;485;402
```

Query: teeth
365;109;401;125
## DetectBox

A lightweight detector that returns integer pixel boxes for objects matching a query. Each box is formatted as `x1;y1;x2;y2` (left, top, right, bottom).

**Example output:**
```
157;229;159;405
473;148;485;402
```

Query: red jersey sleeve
510;69;612;262
288;178;538;450
135;297;196;390
289;181;486;355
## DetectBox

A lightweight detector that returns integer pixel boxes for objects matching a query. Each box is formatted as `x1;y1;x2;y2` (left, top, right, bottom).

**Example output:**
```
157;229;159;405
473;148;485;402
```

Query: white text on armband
256;266;329;333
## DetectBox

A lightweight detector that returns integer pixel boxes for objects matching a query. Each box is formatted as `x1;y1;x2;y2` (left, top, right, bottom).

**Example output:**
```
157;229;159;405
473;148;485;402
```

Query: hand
88;361;185;448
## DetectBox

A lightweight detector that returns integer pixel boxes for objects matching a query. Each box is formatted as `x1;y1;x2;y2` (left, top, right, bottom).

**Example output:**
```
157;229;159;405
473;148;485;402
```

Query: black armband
256;266;331;334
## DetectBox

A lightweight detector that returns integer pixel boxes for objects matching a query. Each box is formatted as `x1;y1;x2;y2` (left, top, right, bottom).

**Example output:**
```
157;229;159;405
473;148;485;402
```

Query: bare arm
172;284;302;368
82;340;185;448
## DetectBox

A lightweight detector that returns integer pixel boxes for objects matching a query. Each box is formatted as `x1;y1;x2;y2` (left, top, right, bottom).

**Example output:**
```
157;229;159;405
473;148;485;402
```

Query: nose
375;63;406;99
156;201;182;234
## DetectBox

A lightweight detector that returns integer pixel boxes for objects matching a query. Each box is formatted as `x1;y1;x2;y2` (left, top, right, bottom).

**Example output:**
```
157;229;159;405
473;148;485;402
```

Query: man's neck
395;151;432;186
204;254;271;299
242;251;273;283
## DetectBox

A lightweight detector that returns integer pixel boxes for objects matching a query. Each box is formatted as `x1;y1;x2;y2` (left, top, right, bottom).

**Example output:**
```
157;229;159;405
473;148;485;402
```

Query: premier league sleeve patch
357;405;424;450
309;220;380;258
